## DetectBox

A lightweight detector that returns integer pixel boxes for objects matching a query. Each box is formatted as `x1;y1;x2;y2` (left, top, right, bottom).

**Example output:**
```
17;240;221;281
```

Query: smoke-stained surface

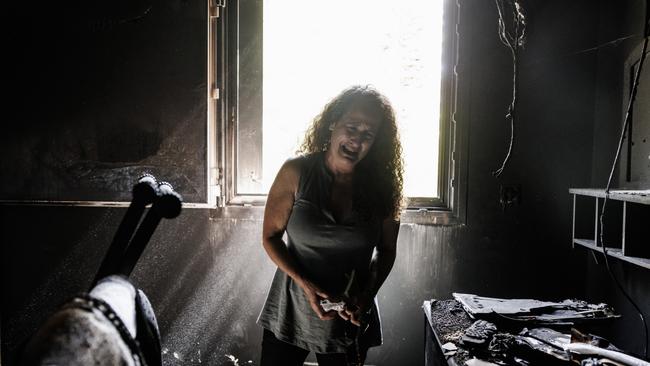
3;1;207;203
3;0;650;365
1;207;272;365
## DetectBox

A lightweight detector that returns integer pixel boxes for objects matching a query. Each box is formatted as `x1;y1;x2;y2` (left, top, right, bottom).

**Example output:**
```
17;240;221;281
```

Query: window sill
207;205;461;226
400;208;462;226
4;200;462;226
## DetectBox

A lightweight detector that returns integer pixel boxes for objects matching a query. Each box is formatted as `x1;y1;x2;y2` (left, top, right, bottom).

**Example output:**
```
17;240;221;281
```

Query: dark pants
260;329;369;366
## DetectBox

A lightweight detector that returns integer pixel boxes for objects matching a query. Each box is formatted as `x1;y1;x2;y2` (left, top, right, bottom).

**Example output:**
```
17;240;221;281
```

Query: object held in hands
320;299;346;312
320;269;356;313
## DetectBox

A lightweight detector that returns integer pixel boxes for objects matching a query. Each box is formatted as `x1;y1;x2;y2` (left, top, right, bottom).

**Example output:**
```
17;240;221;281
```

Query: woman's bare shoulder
278;156;304;179
271;155;310;194
278;154;316;180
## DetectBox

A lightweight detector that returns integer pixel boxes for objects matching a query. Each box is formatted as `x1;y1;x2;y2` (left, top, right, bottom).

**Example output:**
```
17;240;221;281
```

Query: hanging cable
492;0;526;177
598;32;648;359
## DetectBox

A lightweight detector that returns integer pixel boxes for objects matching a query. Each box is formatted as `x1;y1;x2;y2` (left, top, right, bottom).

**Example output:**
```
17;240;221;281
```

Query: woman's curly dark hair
299;85;404;220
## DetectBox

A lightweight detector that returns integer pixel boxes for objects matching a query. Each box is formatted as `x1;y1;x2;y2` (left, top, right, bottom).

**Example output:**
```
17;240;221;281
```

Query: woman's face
327;104;381;169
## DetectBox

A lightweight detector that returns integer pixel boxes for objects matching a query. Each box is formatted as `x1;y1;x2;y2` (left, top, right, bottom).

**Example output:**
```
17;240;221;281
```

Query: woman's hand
338;291;373;326
339;218;399;326
298;278;337;320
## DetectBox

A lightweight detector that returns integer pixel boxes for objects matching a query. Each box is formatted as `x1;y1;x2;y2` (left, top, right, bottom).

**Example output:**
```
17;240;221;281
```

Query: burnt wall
584;0;650;357
4;0;207;203
3;0;648;365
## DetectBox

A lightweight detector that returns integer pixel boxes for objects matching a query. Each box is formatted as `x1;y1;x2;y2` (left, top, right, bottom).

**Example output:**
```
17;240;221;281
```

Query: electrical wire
493;0;526;177
491;0;648;357
572;34;640;56
598;32;649;359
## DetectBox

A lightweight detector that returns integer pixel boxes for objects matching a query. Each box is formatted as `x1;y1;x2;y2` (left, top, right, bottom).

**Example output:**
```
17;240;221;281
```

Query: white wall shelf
570;188;650;270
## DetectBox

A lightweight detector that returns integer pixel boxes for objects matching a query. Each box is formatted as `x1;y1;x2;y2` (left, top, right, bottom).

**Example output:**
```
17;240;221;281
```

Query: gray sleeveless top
257;152;383;353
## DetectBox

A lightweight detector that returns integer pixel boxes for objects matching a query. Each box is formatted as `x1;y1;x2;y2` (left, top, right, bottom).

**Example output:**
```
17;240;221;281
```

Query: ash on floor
429;299;474;344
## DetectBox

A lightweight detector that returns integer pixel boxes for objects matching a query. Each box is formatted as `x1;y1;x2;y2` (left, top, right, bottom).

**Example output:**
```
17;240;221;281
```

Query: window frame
210;0;467;224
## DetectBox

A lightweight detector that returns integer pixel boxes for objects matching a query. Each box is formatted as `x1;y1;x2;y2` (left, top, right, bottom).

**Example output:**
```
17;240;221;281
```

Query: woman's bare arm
341;217;399;326
262;159;336;320
365;217;400;296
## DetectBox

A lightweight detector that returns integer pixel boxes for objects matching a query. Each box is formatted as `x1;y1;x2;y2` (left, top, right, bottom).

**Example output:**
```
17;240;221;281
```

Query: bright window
262;0;443;198
216;0;461;217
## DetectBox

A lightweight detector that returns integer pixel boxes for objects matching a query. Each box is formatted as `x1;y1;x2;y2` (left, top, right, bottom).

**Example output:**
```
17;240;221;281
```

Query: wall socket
499;184;522;209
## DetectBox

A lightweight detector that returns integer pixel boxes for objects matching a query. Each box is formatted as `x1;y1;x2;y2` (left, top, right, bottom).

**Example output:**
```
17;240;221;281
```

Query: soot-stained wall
4;1;207;203
3;0;648;365
585;0;650;357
